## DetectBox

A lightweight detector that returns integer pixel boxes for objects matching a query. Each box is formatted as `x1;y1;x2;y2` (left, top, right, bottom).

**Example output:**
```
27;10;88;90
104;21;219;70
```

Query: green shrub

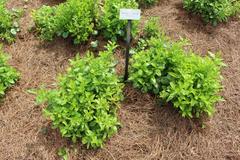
98;0;139;41
0;1;22;43
129;37;224;118
36;42;124;148
129;36;186;94
32;6;57;41
143;17;161;39
0;45;19;97
32;0;97;44
130;17;162;54
160;53;224;118
183;0;240;25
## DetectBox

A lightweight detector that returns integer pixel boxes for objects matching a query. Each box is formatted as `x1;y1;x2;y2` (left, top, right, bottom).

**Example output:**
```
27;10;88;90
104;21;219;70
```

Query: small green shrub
183;0;240;25
36;42;124;148
0;1;22;43
143;17;161;39
98;0;139;41
129;37;224;118
32;0;97;44
129;36;186;94
130;17;162;54
137;0;159;7
0;45;19;97
32;6;57;41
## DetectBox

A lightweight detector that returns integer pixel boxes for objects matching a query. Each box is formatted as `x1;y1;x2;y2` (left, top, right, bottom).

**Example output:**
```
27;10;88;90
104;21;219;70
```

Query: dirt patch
0;0;239;160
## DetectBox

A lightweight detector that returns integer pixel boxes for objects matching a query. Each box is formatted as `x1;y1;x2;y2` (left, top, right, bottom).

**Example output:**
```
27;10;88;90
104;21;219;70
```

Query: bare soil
0;0;239;160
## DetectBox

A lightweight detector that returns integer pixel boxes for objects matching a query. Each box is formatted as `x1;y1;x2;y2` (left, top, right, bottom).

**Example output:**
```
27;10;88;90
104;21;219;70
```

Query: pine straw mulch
0;0;240;159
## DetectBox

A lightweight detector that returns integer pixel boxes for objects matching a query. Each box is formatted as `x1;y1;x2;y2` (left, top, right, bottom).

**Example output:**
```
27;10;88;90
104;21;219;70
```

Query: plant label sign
120;9;141;20
120;9;141;81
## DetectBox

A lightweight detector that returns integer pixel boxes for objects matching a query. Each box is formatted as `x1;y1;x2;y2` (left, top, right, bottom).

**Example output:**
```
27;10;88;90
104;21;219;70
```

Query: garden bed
0;0;239;159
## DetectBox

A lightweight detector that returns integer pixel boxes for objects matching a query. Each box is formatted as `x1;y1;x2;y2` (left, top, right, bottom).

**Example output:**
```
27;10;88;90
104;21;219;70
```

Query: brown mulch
0;0;240;160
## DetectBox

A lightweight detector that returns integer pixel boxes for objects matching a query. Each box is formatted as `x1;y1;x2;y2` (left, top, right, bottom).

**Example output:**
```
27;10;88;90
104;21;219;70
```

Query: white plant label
120;9;141;20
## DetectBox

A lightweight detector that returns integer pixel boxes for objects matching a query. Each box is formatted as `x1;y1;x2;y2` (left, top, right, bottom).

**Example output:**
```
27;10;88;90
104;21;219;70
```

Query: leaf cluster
129;35;186;94
136;0;159;8
36;42;124;148
129;36;224;118
0;1;22;43
183;0;240;25
131;17;162;54
32;0;97;44
143;17;162;39
57;147;68;160
0;45;19;97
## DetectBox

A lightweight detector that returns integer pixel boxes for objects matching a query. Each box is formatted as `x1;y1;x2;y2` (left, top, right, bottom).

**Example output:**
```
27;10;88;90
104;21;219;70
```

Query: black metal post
124;20;131;81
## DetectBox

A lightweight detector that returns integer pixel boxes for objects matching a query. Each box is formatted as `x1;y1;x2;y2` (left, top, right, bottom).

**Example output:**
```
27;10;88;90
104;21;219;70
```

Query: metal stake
124;20;132;81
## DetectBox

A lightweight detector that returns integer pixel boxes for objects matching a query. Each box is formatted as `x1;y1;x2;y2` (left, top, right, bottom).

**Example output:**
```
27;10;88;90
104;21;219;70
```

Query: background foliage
32;0;97;44
97;0;139;41
183;0;240;25
136;0;159;7
0;0;22;43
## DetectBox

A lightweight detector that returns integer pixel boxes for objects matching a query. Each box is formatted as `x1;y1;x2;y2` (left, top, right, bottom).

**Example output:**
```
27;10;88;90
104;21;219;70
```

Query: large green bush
183;0;240;25
0;1;21;43
32;0;97;44
98;0;139;41
36;43;124;148
160;52;224;118
129;37;224;118
0;45;19;97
